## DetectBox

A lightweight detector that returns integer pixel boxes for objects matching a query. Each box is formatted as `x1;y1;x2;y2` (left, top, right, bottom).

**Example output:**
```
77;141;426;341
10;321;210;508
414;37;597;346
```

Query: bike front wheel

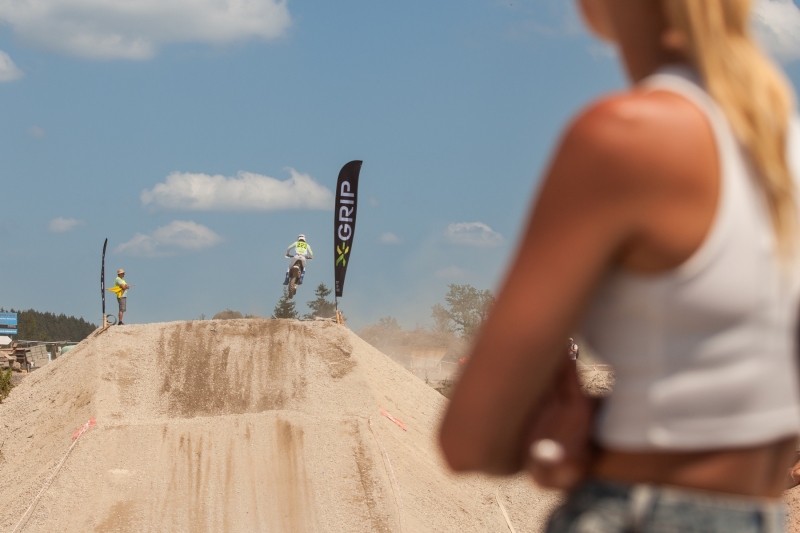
288;266;299;298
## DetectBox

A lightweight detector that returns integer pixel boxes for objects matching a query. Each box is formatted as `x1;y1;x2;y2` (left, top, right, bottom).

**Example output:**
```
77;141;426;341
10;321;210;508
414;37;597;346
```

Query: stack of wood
0;345;21;371
0;342;49;372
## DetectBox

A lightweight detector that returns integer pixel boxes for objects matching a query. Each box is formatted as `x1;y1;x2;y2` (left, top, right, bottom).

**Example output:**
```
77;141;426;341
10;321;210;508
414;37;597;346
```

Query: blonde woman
440;0;800;531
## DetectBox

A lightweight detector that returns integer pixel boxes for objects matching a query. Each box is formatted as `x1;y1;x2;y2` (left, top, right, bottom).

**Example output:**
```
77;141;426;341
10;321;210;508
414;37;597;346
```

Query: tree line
0;308;98;342
360;284;495;343
272;284;336;320
271;282;494;339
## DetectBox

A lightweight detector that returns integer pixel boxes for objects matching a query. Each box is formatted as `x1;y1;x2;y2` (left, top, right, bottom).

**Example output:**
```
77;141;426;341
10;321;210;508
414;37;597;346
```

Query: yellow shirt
115;277;128;298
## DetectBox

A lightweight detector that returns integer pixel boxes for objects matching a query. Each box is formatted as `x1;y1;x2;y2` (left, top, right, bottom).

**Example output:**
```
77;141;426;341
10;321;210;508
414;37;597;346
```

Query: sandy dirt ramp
0;319;559;533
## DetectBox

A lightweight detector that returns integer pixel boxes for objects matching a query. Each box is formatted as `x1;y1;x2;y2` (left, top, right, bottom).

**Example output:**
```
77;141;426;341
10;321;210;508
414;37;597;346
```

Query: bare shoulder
530;89;718;270
558;89;716;193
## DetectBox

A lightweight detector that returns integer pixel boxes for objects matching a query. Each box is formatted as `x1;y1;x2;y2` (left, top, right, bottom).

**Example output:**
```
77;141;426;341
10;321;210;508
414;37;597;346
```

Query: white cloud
141;169;333;211
0;50;23;82
48;217;84;232
752;0;800;63
116;220;222;257
587;43;616;61
28;126;46;138
445;222;504;247
502;1;582;39
435;266;469;279
0;0;291;60
380;232;402;244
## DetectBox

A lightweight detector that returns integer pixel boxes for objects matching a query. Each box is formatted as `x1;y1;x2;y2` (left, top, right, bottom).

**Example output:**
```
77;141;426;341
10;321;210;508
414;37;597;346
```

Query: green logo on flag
336;243;350;266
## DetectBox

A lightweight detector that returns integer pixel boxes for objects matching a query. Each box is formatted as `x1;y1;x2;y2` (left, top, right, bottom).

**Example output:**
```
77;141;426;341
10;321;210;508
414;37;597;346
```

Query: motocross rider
286;235;313;281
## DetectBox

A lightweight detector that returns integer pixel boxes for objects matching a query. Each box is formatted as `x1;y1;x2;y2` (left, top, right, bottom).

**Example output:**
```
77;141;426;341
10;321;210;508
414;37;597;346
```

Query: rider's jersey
287;241;313;258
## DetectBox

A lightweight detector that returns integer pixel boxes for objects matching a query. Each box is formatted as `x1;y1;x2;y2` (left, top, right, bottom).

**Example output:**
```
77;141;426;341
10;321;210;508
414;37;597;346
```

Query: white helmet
298;234;306;242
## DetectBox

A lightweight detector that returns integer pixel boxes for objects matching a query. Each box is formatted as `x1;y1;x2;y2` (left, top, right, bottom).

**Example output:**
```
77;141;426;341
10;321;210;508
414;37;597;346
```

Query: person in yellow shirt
285;234;313;280
115;269;130;325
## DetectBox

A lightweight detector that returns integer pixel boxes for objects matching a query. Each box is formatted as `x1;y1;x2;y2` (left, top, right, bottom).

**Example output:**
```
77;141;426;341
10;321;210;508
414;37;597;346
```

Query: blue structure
0;312;18;335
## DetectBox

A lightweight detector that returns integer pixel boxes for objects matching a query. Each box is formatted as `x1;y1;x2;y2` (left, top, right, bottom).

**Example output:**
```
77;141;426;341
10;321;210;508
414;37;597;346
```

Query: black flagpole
101;238;108;328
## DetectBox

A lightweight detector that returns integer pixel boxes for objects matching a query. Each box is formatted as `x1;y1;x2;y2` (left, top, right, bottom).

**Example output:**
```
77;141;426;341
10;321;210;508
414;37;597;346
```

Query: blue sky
1;0;800;332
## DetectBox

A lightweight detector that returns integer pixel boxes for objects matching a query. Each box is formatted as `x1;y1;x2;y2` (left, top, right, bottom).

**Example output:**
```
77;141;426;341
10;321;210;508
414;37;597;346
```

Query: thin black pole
101;238;108;328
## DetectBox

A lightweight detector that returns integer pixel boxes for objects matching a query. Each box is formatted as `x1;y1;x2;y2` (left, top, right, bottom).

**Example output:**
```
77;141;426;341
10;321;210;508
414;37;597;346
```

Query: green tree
304;283;336;319
378;316;401;331
272;288;299;319
430;303;455;334
17;311;42;340
0;369;13;403
358;316;402;347
442;284;494;337
5;309;96;342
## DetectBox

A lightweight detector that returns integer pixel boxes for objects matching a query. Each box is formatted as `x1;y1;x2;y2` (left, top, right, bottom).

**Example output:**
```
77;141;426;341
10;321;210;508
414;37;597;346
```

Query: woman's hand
524;362;599;490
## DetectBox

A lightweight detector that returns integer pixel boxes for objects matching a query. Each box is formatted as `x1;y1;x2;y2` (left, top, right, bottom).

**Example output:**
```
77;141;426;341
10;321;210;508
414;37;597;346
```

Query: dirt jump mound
0;319;558;533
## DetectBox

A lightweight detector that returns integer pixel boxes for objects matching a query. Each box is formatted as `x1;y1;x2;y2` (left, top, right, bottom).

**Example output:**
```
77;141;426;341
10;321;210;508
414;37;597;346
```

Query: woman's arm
439;90;718;474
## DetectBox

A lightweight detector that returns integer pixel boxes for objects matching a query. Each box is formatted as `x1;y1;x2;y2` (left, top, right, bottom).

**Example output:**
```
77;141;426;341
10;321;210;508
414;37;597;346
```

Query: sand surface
783;481;800;532
7;320;799;531
0;319;560;533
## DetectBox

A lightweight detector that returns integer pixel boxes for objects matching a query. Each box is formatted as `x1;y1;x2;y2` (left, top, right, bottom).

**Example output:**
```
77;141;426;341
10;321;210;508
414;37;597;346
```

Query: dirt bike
284;255;310;299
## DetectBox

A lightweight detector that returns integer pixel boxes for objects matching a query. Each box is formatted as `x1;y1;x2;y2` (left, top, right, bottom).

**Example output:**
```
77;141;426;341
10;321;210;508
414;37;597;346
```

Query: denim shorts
545;479;785;533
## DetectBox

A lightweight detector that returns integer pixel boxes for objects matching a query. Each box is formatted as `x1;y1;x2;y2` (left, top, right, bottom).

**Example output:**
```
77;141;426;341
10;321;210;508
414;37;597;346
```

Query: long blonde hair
663;0;796;256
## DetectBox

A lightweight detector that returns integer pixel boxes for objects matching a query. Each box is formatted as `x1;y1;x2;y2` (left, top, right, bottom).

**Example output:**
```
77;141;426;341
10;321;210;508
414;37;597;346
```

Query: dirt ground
782;478;800;532
0;320;561;533
577;363;614;398
9;372;26;388
6;321;798;532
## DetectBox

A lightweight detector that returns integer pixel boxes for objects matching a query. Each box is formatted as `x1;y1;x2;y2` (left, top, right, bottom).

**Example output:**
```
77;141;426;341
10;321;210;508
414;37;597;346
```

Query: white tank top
580;66;800;451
